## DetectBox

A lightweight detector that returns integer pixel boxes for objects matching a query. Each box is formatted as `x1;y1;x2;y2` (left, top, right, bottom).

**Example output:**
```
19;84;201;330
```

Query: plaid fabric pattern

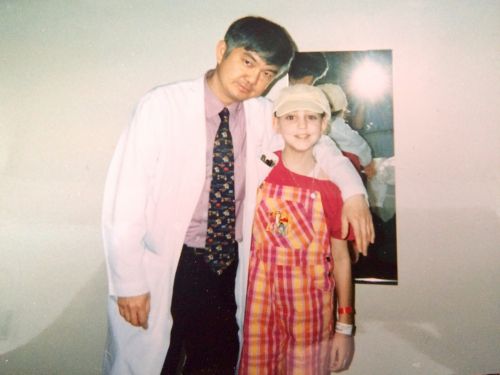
240;181;335;375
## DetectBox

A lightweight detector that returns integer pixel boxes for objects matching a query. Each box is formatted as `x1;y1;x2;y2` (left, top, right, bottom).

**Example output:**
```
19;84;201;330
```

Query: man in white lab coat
102;16;374;375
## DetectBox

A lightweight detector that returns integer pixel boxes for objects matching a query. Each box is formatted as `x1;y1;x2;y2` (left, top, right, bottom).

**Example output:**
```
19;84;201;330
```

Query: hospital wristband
335;322;354;336
338;306;354;315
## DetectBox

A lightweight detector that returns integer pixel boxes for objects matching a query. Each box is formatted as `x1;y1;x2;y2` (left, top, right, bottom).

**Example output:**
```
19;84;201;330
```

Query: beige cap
318;83;348;112
273;84;331;120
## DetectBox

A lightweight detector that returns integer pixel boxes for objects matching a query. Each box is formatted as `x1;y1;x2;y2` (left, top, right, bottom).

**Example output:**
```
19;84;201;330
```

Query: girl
239;84;355;374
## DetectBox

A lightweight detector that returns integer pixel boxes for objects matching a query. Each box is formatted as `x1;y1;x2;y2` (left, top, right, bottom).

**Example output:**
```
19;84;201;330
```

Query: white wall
1;1;499;374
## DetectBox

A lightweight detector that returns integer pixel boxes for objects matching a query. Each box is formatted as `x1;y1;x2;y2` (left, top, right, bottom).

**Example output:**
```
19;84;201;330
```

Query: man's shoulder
132;77;204;113
245;95;272;106
244;95;273;115
144;77;203;99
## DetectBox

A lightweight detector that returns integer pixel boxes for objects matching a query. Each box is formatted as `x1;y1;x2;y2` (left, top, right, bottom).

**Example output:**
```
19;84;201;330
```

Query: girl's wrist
337;306;354;315
335;321;355;336
337;306;355;325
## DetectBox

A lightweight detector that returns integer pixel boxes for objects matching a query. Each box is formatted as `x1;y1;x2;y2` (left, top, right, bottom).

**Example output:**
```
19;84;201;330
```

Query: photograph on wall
286;50;397;284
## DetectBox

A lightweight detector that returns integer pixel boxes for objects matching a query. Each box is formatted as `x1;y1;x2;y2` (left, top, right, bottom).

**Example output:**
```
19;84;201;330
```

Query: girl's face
273;110;327;153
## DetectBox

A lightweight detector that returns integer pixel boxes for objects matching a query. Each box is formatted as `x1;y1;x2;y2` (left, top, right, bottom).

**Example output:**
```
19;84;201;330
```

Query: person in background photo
319;83;376;179
288;52;329;85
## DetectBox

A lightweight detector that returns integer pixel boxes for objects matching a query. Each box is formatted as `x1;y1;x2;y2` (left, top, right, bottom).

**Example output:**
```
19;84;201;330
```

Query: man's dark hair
289;52;329;82
224;16;296;75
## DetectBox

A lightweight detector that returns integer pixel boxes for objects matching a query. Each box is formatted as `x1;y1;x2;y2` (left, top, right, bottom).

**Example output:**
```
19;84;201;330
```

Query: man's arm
314;135;365;199
102;91;165;328
329;118;372;167
314;135;374;254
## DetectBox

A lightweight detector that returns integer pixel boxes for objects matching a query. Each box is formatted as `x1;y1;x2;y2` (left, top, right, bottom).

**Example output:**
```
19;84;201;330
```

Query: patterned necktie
205;107;236;275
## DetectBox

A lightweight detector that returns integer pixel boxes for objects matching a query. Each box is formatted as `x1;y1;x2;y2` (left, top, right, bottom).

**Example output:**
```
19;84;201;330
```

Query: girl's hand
329;333;354;372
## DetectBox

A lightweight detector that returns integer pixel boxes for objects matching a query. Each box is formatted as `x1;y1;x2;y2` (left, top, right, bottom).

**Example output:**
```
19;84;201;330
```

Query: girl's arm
330;237;355;372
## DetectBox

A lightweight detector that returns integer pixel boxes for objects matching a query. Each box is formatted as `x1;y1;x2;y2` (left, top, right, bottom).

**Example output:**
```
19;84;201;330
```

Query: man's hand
341;194;375;255
117;293;150;329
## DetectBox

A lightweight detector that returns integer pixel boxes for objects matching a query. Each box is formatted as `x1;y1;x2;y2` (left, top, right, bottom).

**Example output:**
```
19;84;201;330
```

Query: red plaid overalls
239;180;335;375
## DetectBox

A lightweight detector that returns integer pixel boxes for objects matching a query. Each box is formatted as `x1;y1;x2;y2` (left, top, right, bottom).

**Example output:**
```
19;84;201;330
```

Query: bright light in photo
349;59;389;102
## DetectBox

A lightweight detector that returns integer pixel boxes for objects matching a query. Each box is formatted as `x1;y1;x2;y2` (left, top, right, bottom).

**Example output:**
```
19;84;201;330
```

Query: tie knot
219;107;229;123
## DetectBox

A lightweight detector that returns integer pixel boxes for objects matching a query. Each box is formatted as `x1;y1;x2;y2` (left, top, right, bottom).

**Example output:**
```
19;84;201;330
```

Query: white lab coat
102;76;365;374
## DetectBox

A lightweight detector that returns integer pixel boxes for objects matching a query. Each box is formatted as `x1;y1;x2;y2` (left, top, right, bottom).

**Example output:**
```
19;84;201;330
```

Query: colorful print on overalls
239;181;335;375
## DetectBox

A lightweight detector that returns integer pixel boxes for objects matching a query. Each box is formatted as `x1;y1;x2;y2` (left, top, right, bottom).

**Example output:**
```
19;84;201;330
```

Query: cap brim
275;101;326;117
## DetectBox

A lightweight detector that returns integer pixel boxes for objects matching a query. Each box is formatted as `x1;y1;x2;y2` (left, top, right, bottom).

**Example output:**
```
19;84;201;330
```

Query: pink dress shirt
184;77;246;247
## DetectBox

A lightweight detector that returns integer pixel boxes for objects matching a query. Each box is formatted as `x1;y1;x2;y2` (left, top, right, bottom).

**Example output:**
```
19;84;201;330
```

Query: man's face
211;41;280;105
